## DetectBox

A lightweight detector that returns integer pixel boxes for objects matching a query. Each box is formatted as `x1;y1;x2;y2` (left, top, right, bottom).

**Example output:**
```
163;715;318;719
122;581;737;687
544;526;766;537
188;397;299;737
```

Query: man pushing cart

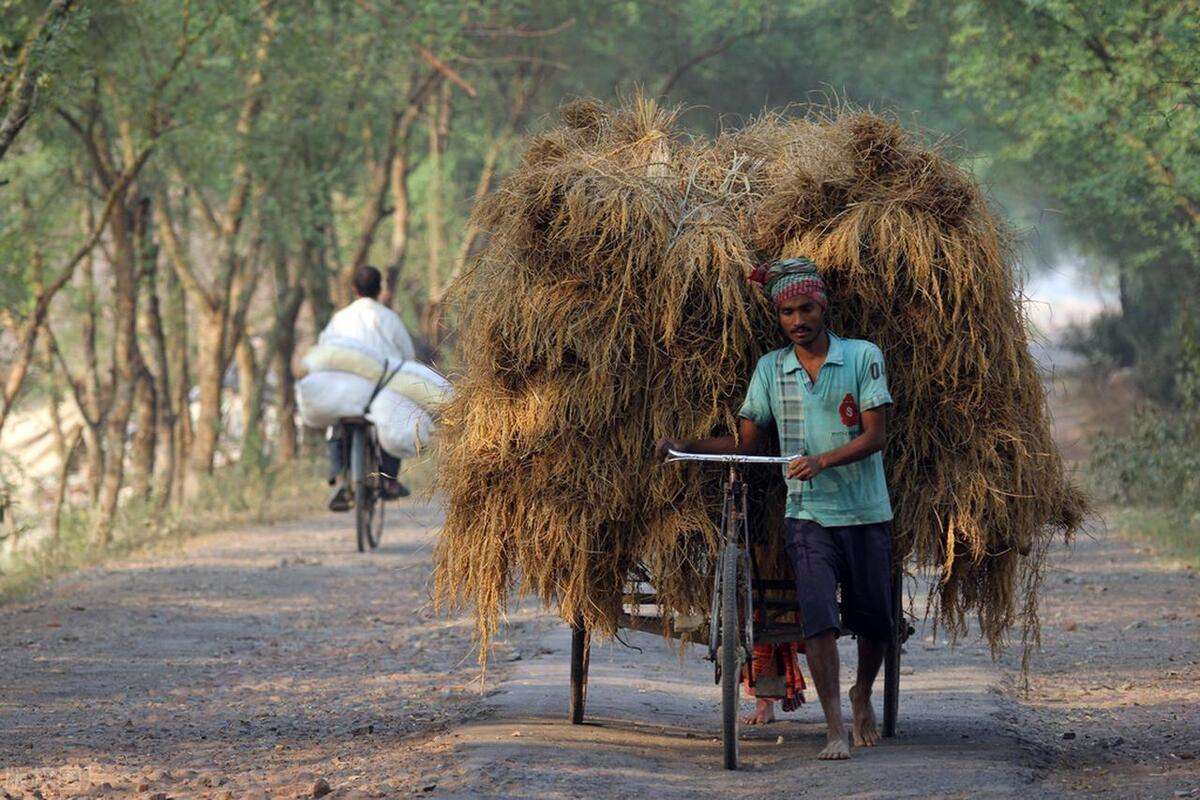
656;257;896;761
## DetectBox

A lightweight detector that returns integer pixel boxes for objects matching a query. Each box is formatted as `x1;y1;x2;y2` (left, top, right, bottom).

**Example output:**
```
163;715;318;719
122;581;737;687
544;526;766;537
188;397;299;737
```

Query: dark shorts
785;518;895;642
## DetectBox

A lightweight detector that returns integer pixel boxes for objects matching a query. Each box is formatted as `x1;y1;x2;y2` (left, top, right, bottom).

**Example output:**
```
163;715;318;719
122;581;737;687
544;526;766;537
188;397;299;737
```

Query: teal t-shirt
738;333;893;526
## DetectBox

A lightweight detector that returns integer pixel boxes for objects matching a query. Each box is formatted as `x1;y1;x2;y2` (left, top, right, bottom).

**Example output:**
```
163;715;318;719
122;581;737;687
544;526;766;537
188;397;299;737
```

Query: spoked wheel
351;427;377;552
718;544;742;770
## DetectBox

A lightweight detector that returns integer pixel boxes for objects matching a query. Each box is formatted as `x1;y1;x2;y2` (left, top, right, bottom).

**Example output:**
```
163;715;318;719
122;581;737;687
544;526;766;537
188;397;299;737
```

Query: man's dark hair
352;265;383;299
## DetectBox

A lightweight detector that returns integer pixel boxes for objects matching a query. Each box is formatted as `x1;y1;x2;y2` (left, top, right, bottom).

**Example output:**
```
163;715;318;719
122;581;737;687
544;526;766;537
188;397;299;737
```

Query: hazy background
1;0;1196;578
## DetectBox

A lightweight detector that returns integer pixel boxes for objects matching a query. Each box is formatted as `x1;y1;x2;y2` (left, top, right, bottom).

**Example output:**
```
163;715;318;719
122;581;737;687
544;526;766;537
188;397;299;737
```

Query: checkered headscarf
749;257;828;309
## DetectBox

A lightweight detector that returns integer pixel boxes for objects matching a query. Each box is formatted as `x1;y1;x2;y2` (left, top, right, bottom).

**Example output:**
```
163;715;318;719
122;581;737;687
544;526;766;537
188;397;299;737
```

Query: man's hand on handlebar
654;437;689;462
787;454;824;480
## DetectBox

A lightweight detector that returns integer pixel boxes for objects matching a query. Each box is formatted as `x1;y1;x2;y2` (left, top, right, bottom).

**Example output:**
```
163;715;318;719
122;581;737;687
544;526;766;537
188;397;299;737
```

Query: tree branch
154;191;218;311
656;19;768;97
0;0;79;162
416;44;478;98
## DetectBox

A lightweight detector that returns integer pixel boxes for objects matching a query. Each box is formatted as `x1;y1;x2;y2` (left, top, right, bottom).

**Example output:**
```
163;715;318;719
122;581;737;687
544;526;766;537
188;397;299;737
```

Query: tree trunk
343;71;440;302
95;200;142;545
272;254;303;462
384;145;411;309
140;253;176;509
156;4;276;477
421;81;452;341
43;339;74;540
127;369;157;500
158;207;192;503
303;215;335;330
236;334;264;465
50;431;82;542
129;196;166;502
274;333;299;462
83;251;105;399
192;310;227;474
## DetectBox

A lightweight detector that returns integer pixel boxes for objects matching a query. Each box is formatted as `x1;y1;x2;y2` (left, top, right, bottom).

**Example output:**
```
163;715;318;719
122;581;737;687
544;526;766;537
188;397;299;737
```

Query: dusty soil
0;501;543;799
1;500;1197;799
999;525;1200;799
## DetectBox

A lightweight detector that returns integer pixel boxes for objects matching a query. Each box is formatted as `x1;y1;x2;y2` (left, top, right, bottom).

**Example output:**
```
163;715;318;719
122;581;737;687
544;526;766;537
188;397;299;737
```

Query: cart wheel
569;622;590;724
719;545;741;770
883;562;902;737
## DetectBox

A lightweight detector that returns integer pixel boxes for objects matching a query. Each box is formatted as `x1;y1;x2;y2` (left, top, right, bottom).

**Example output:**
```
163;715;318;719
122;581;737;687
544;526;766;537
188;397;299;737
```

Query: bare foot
742;698;776;725
849;685;880;747
817;731;851;760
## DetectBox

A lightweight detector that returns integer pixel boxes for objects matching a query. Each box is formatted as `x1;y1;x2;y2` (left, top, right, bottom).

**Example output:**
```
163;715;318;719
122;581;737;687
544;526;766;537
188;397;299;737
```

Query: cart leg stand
882;562;902;737
569;620;590;724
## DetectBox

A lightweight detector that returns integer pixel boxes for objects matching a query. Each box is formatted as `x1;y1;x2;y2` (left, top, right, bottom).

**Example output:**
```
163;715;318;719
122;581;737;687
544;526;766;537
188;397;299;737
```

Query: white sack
369;388;435;457
296;370;434;457
295;371;375;429
302;343;453;410
392;361;452;409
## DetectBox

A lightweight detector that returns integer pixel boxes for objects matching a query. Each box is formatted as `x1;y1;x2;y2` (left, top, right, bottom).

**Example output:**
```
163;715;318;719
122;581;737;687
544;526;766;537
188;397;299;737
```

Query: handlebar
664;448;801;465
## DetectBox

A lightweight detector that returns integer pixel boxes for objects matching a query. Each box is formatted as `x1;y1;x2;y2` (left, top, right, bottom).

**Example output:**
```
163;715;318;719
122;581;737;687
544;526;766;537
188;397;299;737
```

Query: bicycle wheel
366;490;384;549
363;434;384;550
351;426;374;553
719;544;741;770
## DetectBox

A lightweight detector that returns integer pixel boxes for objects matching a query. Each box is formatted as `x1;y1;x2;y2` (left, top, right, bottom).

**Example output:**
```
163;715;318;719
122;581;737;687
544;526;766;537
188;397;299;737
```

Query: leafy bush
1088;408;1200;512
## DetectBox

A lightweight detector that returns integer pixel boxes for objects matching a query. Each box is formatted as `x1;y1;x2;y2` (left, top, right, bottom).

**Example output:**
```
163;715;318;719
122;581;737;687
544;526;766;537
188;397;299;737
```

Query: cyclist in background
321;266;412;511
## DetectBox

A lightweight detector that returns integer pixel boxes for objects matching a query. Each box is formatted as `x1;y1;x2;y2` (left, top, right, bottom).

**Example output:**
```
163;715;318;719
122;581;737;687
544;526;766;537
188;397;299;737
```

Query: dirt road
1;501;1197;799
0;502;517;799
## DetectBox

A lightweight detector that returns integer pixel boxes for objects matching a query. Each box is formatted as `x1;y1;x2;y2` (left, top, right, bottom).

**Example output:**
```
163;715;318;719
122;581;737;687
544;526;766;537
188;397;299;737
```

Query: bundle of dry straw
434;97;1085;661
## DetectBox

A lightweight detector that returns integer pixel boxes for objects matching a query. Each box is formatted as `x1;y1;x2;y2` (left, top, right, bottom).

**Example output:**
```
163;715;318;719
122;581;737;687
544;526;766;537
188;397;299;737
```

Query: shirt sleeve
857;342;892;411
737;355;775;427
384;309;416;362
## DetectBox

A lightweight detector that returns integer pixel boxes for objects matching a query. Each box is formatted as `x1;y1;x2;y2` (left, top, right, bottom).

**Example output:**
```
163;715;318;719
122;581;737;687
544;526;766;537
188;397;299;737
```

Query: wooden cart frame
566;455;910;769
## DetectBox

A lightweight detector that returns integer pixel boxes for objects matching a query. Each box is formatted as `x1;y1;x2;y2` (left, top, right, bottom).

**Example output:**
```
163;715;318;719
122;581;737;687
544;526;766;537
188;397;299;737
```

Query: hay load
434;97;1085;660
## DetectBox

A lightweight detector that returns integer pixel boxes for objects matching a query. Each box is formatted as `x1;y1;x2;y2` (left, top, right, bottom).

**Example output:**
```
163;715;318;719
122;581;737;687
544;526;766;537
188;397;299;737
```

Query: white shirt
318;297;415;364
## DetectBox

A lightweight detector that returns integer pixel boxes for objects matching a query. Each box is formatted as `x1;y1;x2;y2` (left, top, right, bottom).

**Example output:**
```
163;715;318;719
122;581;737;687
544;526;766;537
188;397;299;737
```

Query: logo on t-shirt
839;393;860;427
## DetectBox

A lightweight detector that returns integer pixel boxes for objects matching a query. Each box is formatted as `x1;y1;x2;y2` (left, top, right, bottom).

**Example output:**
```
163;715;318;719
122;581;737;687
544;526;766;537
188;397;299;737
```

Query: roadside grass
0;456;329;603
1107;506;1200;569
0;448;442;604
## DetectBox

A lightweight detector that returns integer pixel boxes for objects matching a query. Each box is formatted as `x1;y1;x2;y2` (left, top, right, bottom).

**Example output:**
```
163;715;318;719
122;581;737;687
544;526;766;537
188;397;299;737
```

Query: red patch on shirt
839;393;860;427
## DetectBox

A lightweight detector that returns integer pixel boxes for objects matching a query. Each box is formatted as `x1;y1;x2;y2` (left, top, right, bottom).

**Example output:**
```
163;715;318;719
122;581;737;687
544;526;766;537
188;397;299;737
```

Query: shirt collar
781;331;844;373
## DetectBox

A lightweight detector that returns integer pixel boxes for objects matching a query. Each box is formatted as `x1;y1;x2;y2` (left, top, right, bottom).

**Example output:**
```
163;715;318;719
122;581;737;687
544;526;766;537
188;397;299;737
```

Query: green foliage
1088;309;1200;530
1089;408;1200;510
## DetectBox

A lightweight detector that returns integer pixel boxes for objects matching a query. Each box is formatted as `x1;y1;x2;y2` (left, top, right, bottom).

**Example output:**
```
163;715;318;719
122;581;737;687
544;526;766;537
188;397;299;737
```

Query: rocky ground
0;499;1196;799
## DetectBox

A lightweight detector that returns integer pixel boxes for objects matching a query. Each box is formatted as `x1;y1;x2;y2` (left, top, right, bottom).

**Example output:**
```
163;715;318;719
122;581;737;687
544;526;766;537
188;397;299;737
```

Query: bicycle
335;359;405;553
566;448;911;770
337;416;386;552
671;449;797;769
